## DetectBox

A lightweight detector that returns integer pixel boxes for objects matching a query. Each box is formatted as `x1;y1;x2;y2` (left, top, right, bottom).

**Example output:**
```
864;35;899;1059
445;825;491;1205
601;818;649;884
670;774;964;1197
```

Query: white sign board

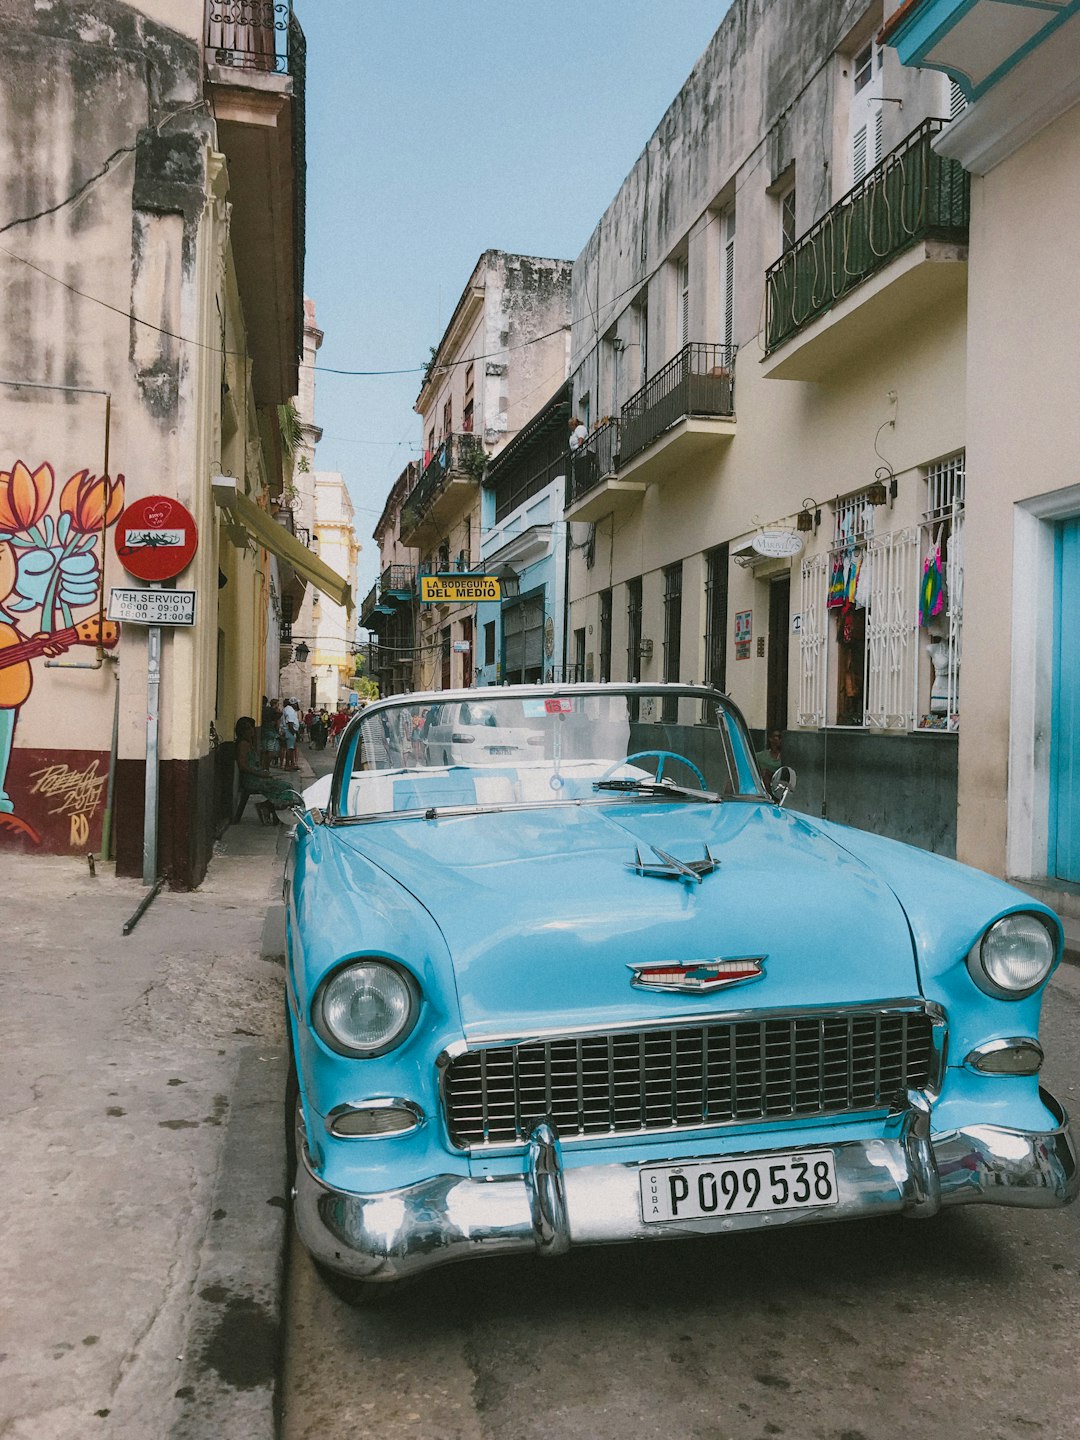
108;588;197;626
751;529;805;559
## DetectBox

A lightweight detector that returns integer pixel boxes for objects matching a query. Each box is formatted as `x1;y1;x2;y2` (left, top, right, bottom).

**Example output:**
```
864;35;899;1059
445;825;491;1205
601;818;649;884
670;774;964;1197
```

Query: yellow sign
419;574;501;604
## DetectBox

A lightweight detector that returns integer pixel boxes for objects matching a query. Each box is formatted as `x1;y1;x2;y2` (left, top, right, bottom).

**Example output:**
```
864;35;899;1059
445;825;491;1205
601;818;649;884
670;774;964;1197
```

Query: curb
170;1045;288;1440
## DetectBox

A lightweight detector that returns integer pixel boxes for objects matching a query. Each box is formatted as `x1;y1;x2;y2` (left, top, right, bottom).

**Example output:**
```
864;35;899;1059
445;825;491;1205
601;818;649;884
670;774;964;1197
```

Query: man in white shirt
281;699;300;771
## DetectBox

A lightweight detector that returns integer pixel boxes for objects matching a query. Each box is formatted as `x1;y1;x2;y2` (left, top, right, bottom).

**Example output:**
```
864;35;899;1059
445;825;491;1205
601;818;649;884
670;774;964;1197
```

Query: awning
227;489;354;615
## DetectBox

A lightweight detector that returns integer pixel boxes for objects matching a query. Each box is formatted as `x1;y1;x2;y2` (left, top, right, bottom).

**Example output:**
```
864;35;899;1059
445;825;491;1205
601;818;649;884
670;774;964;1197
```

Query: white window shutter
863;528;918;729
873;109;883;167
853;125;868;185
798;554;828;727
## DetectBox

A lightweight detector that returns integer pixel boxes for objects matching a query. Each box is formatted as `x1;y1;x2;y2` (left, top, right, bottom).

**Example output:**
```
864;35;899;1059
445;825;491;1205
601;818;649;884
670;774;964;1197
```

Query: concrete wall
957;99;1080;883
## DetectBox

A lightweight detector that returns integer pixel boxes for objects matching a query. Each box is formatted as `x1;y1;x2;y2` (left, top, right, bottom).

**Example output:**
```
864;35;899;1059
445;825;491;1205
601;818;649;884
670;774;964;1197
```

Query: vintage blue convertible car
284;684;1077;1298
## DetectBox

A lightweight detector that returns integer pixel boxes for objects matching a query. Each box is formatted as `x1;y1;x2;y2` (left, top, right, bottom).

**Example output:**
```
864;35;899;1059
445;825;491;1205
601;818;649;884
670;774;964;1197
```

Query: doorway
767;575;790;732
1050;517;1080;881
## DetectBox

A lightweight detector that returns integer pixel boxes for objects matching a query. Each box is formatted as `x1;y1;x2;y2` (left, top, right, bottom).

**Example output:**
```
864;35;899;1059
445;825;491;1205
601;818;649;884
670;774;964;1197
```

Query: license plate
640;1149;838;1224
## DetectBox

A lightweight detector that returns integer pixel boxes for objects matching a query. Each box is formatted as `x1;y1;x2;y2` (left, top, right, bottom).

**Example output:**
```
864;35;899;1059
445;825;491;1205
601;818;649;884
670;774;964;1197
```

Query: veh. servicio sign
108;588;196;626
751;529;805;559
419;574;501;604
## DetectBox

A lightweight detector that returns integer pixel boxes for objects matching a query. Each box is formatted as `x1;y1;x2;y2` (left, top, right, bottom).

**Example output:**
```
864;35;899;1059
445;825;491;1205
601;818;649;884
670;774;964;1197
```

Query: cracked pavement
0;818;288;1440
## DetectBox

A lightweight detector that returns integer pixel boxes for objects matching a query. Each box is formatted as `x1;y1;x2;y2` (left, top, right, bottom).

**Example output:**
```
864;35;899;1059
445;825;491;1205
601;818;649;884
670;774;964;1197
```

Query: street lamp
493;563;520;600
294;640;310;663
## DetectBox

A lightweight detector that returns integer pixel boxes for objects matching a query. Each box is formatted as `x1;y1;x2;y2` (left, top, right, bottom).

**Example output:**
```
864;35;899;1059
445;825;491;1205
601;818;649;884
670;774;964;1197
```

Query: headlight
967;913;1057;999
313;960;419;1056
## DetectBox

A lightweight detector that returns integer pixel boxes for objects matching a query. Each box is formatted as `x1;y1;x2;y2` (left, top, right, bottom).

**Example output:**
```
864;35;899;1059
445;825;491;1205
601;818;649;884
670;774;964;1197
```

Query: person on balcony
568;416;588;450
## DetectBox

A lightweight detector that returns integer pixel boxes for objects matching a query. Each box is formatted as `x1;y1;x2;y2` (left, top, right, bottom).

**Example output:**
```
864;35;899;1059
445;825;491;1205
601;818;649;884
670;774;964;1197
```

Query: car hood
337;801;920;1040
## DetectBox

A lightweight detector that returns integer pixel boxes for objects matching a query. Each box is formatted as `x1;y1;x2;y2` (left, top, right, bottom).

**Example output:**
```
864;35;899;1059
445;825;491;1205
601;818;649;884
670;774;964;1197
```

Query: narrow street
279;752;1080;1440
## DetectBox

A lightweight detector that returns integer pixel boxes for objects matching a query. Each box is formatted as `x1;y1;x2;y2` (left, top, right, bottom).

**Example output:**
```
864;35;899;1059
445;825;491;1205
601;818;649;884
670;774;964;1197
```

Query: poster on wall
734;609;752;661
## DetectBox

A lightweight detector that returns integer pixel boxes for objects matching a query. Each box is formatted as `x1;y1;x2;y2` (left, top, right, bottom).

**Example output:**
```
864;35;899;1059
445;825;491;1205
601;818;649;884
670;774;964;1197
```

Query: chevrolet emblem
628;957;767;993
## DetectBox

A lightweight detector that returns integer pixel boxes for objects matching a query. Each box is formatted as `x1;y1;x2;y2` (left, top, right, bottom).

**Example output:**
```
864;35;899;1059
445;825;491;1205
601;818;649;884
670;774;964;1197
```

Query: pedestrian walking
281;698;300;770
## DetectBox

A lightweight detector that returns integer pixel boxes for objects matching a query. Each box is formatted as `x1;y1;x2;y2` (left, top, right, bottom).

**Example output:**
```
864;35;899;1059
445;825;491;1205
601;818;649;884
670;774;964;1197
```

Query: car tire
286;1058;412;1308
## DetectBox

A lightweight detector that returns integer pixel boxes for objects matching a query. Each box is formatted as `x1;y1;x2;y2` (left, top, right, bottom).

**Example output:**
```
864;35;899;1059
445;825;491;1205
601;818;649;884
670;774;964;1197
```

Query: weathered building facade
0;1;347;886
564;0;966;853
882;1;1080;911
400;251;572;691
364;464;420;697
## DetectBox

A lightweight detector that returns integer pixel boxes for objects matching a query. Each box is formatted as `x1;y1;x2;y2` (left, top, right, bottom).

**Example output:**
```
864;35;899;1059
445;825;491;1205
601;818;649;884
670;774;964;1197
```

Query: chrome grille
442;1007;936;1149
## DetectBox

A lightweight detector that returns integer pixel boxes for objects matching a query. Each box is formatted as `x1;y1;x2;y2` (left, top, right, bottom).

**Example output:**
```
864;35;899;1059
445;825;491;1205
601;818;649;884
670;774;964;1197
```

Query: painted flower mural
0;458;124;842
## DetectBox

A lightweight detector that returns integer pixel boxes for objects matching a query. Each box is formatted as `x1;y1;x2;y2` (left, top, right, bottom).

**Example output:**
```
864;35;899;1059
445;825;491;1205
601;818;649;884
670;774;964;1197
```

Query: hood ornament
628;844;719;884
629;957;767;993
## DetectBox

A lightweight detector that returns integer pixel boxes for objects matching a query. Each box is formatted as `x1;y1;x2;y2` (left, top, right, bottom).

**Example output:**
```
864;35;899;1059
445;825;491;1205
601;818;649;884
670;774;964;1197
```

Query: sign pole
143;586;161;886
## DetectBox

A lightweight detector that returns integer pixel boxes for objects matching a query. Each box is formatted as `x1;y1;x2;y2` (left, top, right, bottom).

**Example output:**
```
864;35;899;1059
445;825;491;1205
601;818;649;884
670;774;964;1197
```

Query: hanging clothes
827;554;847;609
920;530;945;627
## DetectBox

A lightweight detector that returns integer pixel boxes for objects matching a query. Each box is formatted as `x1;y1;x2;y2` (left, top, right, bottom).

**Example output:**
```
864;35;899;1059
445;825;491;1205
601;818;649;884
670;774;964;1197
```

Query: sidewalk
0;753;312;1440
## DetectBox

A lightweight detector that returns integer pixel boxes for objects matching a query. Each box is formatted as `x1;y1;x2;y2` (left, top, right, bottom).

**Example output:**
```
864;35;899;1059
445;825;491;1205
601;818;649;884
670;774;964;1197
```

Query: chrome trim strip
963;1036;1044;1074
293;1088;1078;1283
458;999;943;1049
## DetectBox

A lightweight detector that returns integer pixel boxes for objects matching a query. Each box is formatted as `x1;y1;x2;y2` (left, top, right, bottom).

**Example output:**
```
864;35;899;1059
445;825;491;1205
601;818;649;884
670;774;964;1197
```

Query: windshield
334;688;764;819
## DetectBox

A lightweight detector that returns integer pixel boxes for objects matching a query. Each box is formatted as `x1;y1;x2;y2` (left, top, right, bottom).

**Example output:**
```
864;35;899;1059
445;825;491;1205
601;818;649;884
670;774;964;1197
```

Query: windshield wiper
592;777;720;803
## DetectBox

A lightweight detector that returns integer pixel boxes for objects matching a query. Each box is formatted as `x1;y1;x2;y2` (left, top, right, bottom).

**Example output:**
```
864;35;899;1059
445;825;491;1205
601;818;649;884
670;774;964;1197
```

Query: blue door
1050;517;1080;882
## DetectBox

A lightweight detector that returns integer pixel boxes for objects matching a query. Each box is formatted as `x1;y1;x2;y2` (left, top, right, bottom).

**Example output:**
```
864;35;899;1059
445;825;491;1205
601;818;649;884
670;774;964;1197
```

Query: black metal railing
402;433;485;529
381;563;416;596
765;118;970;354
567;419;620;507
205;1;296;74
360;584;380;626
619;342;736;467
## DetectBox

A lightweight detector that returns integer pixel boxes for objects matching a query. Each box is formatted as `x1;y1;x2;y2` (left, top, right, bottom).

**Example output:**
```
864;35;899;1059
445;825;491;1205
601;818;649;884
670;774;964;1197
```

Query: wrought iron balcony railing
567;419;620;507
205;1;297;75
765;118;970;354
619;342;736;467
380;564;416;597
360;584;379;626
402;433;485;529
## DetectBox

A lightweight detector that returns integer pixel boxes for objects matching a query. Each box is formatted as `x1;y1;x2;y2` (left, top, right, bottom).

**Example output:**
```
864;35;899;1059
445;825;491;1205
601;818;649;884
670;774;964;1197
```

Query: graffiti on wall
0;461;123;846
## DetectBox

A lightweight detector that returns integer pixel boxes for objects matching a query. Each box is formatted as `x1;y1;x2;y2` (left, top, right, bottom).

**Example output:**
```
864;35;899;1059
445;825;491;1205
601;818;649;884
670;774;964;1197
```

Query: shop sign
751;529;804;559
419;574;501;604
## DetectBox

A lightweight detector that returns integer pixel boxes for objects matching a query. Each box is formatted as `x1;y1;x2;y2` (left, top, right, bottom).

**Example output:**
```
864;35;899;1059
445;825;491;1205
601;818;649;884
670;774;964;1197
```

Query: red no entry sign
115;494;198;582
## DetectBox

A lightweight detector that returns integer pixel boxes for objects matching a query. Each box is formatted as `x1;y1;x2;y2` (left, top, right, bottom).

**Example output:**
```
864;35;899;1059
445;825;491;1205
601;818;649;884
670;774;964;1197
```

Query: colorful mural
0;460;123;846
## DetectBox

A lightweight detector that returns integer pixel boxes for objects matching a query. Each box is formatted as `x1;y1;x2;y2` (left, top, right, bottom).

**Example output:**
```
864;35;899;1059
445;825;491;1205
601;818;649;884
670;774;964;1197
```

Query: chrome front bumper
294;1089;1079;1283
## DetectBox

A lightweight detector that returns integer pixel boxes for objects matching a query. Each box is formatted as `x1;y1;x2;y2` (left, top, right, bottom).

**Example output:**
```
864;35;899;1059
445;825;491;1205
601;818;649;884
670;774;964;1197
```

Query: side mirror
770;765;796;807
290;805;324;835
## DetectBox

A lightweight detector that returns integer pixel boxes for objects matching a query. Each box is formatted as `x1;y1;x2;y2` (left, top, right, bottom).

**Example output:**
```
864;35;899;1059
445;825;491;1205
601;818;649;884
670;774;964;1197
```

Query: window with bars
798;466;964;732
626;577;642;682
599;588;612;683
918;452;965;730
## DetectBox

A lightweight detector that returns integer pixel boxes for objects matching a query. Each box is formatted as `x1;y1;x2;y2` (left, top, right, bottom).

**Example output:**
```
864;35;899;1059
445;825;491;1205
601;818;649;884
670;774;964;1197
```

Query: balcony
564;419;645;523
399;433;485;548
564;345;736;519
360;584;380;627
204;1;306;406
380;564;416;598
762;118;969;381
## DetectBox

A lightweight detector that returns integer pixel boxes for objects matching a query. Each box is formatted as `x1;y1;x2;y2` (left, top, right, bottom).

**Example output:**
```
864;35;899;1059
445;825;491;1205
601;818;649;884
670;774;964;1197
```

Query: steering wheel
600;750;708;790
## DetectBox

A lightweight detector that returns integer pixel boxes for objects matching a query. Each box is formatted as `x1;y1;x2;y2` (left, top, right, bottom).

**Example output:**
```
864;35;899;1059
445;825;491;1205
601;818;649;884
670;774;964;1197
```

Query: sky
298;0;734;602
